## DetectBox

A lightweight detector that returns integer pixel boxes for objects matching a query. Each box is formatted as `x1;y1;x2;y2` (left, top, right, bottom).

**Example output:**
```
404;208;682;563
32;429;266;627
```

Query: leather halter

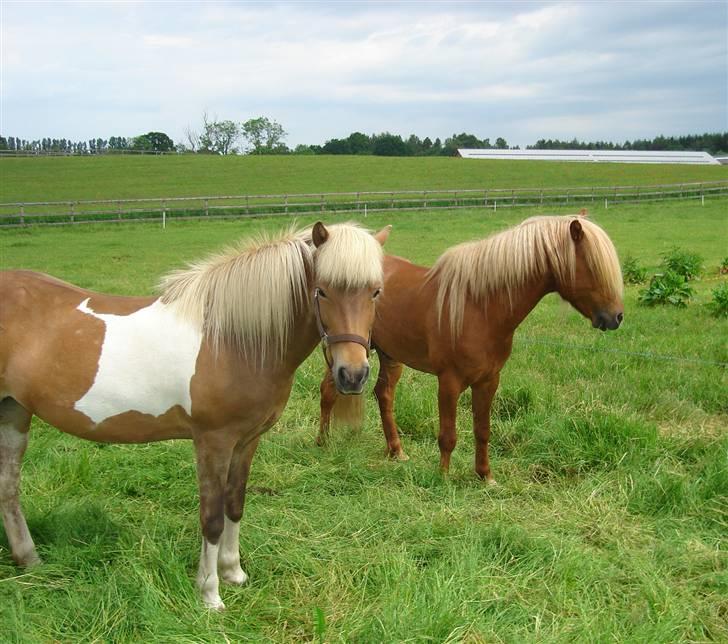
313;288;371;368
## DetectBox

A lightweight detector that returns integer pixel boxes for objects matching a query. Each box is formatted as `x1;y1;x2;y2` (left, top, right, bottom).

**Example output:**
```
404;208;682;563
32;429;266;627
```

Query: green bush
622;255;648;284
661;247;703;281
706;282;728;318
638;270;695;307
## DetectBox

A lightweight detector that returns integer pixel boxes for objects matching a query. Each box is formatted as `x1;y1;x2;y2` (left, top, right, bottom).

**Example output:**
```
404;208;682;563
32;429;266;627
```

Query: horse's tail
331;393;365;430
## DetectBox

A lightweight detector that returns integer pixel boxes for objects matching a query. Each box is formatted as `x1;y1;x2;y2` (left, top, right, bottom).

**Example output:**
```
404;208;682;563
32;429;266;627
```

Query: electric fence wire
517;336;728;368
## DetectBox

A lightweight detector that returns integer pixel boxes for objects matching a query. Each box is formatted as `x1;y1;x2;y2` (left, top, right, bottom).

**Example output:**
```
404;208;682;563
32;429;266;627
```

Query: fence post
423;191;427;209
117;200;122;222
700;183;704;206
391;192;395;209
285;195;288;215
20;203;25;226
70;201;75;223
205;199;209;216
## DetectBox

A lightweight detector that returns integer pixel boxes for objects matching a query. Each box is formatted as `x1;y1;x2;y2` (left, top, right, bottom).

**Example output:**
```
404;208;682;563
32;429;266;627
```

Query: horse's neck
285;305;321;369
475;272;555;336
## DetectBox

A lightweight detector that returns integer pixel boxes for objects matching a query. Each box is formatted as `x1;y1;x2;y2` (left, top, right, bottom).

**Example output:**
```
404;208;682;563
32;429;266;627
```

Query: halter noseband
313;288;371;368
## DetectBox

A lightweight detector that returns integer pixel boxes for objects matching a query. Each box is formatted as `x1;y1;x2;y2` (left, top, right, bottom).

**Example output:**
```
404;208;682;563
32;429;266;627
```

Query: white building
457;149;720;165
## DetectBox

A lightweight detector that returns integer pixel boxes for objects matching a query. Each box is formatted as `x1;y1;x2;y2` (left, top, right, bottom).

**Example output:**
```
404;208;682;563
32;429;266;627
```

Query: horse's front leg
193;430;237;610
437;372;466;473
374;351;407;460
472;375;500;483
316;369;338;447
219;435;261;586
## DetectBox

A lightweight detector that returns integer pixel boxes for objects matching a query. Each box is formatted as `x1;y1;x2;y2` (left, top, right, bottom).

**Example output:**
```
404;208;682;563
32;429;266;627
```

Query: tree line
527;132;728;155
2;114;726;156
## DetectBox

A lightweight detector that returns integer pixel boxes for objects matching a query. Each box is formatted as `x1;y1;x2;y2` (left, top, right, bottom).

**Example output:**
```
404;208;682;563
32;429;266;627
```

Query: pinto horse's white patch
74;298;203;424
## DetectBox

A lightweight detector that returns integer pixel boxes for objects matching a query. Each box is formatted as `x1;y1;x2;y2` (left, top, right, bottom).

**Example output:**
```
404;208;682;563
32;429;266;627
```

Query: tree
322;138;351;154
199;113;240;155
132;132;174;152
347;132;371;154
241;117;287;154
372;132;406;156
495;137;508;149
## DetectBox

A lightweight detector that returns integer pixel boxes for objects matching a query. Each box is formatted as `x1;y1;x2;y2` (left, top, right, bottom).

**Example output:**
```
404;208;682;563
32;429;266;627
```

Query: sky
1;0;726;149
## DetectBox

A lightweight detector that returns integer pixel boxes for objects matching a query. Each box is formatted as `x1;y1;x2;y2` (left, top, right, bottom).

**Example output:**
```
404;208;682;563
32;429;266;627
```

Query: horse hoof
387;448;409;461
204;597;226;611
222;569;248;586
15;552;42;568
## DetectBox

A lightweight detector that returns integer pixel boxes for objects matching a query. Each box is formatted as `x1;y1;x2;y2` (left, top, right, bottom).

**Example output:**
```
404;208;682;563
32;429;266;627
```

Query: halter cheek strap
313;288;371;368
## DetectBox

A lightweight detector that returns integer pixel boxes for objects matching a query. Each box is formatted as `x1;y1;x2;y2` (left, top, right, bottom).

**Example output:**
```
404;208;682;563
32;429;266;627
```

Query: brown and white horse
318;215;623;481
0;221;389;609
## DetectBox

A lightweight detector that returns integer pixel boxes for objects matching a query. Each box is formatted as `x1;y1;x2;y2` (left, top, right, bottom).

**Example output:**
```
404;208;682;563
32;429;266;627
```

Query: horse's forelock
311;223;384;289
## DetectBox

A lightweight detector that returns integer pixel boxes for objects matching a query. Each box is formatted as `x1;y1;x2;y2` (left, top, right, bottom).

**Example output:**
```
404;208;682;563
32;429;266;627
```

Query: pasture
2;155;728;203
1;167;727;639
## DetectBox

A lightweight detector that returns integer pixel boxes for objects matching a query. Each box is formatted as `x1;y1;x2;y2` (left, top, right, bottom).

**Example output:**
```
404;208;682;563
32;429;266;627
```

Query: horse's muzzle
593;311;623;331
335;364;370;394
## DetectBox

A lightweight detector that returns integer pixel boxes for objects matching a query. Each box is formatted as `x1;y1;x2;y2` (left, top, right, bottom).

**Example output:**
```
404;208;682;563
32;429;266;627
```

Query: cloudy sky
1;1;726;148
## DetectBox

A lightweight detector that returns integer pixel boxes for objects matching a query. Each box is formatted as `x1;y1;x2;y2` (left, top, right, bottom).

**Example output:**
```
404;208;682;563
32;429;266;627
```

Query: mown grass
0;198;726;642
1;154;726;203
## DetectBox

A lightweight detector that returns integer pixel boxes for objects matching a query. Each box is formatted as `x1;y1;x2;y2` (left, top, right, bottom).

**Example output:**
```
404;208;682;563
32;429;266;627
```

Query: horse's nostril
617;312;624;324
337;366;348;383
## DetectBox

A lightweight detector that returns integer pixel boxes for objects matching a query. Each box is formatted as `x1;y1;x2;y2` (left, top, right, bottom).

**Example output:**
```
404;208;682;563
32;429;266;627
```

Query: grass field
1;162;727;641
1;155;727;203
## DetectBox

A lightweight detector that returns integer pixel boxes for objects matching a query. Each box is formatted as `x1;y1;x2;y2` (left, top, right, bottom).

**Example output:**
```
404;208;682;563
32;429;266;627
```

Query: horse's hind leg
0;398;39;567
374;351;407;460
219;435;261;586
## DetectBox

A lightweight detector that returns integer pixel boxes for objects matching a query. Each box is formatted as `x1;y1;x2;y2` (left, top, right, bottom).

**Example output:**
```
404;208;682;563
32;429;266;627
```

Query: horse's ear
579;208;589;218
570;219;584;242
373;225;392;246
312;222;329;248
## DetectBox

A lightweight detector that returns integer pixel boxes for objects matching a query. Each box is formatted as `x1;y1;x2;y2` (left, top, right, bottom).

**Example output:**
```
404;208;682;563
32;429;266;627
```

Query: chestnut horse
317;215;623;482
0;221;389;609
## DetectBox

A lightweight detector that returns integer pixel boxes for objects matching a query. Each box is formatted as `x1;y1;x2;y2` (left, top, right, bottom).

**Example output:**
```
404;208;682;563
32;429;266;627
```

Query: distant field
1;200;726;641
1;154;727;203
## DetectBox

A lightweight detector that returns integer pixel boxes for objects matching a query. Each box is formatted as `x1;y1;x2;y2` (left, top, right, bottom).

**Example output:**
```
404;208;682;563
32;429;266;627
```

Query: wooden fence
1;180;726;227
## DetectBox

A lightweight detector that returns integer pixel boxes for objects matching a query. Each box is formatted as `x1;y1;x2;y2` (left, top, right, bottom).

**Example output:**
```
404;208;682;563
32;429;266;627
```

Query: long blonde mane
159;223;383;362
428;215;623;337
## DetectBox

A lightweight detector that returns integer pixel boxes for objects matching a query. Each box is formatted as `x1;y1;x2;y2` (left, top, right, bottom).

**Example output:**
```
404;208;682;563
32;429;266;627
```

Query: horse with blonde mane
318;214;623;482
0;221;389;609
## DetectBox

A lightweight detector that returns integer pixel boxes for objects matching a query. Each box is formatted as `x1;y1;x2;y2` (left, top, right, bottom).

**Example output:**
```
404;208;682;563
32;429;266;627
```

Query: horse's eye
317;288;328;299
373;288;382;299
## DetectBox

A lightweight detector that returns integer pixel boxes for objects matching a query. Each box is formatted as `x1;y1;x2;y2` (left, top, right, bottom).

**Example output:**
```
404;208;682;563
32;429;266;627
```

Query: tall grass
1;199;726;641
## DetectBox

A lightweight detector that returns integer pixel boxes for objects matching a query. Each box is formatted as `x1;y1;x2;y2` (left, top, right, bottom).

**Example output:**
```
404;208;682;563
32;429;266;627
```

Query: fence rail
1;180;726;227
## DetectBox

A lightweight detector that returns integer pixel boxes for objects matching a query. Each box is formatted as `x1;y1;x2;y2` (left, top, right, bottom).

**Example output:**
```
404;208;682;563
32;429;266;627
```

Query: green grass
1;154;726;203
1;197;727;641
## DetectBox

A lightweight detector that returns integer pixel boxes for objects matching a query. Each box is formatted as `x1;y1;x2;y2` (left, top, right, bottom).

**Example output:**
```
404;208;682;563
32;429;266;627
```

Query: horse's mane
427;215;623;337
159;223;383;362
